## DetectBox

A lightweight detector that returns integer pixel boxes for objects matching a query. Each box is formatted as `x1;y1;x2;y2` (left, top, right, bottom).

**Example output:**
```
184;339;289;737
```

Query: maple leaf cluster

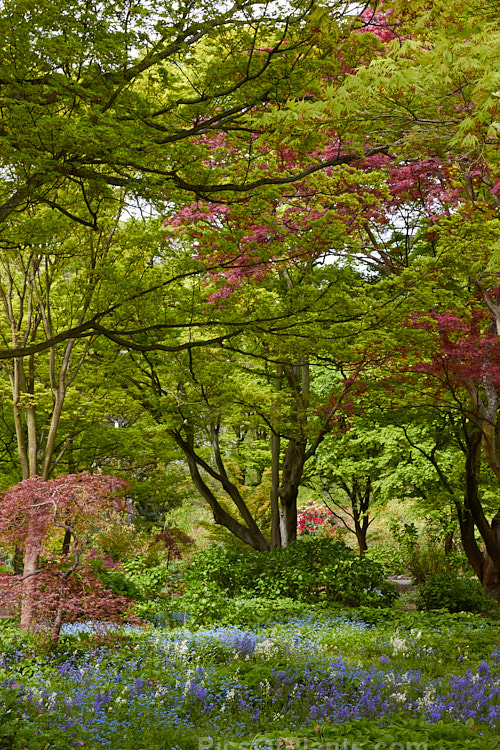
410;310;500;390
0;473;135;626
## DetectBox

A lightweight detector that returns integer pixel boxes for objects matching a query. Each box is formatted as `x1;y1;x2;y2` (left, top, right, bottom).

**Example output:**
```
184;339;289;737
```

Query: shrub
90;557;143;600
221;596;310;626
297;501;342;538
364;543;408;576
121;556;172;599
387;520;466;583
180;537;397;624
178;578;228;627
416;571;494;614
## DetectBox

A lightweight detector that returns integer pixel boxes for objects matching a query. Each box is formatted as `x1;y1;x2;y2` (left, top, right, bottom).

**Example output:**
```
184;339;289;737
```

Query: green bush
122;556;171;598
90;559;143;600
381;520;464;583
223;596;310;626
365;543;409;576
416;571;494;614
181;538;397;620
179;578;228;627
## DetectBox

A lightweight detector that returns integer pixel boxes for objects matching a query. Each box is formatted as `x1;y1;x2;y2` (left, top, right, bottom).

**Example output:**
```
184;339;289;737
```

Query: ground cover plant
1;608;500;750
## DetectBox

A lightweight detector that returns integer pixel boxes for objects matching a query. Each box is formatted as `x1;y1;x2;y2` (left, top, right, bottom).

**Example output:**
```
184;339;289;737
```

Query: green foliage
408;544;463;585
122;556;172;599
223;596;311;627
0;682;87;749
132;598;184;628
90;559;143;601
180;538;397;625
365;543;409;576
179;579;229;628
416;572;496;614
246;717;500;750
180;592;313;629
367;519;464;581
0;621;34;675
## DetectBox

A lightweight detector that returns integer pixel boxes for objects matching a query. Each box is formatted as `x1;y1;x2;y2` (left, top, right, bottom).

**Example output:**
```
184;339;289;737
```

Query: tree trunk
270;431;281;550
458;423;485;581
483;513;500;601
12;546;24;575
62;528;72;556
50;600;64;646
456;421;500;601
12;358;29;480
172;428;270;551
352;479;371;554
354;524;368;554
278;439;306;547
444;531;454;554
20;509;42;630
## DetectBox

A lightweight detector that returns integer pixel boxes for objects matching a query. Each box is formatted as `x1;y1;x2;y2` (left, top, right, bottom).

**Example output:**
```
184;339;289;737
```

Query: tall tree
108;228;372;548
0;0;391;361
0;0;374;225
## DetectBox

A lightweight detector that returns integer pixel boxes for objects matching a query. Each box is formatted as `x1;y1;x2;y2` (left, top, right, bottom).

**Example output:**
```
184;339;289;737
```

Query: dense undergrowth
1;606;500;749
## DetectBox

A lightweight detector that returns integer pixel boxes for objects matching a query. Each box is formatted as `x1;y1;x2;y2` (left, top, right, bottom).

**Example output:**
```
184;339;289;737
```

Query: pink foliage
0;473;133;628
0;471;127;537
359;8;400;44
166;202;231;228
387;159;462;213
14;564;132;625
409;309;500;389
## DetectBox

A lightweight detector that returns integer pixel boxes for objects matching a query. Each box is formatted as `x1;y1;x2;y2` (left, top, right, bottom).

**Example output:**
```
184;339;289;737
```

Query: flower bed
1;610;500;749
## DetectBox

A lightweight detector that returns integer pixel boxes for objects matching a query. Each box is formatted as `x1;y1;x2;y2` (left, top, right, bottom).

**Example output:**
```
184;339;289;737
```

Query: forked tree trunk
458;422;500;602
348;479;371;554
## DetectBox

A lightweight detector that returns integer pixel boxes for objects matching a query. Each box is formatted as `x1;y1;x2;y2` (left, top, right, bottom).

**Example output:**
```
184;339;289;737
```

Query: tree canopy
3;0;500;603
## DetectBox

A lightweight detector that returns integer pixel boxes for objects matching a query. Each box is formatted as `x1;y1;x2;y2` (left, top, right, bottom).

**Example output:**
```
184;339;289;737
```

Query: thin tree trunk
483;513;500;601
270;431;281;550
458;423;486;583
20;507;42;630
50;600;64;646
270;367;282;550
12;359;29;480
27;354;37;476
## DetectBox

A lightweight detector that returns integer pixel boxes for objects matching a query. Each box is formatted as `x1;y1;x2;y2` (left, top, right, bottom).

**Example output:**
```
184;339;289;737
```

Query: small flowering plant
297;501;342;538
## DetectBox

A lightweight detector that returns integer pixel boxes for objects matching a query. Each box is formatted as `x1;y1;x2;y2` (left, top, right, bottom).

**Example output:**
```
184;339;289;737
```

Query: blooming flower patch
1;612;500;749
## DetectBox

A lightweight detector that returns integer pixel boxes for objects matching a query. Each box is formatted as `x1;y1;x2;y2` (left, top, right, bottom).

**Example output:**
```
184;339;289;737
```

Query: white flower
259;679;271;695
390;635;408;655
417;685;436;709
391;691;407;704
255;639;278;659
